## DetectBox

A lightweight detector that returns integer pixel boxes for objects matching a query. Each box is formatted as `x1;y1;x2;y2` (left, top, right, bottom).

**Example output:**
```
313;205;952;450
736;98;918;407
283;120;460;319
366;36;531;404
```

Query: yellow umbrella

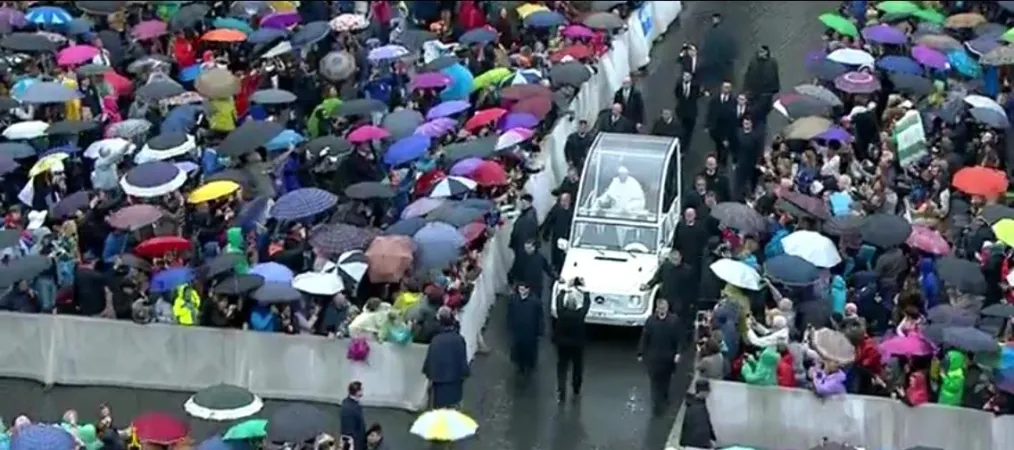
516;3;548;19
29;153;68;178
472;67;513;92
409;409;478;442
187;180;241;204
269;1;297;12
993;219;1014;247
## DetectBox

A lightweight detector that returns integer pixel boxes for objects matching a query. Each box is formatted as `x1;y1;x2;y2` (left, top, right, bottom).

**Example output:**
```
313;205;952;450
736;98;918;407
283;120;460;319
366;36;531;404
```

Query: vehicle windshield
571;220;659;254
575;135;669;223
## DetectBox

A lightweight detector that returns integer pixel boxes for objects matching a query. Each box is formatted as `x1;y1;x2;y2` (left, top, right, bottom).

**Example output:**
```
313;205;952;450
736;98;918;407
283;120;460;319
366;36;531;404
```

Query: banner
639;3;654;39
894;110;927;167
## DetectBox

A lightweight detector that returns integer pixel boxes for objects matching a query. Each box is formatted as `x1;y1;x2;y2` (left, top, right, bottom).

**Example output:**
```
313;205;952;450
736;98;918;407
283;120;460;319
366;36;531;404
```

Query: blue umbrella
252;281;302;303
197;436;246;450
178;64;204;82
247;27;288;44
458;28;496;45
876;55;923;74
162;104;205;133
10;77;40;100
264;129;305;152
413;222;465;270
25;6;72;26
213;17;254;35
970;107;1008;129
383;217;426;236
250;262;295;283
150;267;195;293
384;135;430;167
64;17;94;36
763;254;819;286
270;187;338;221
11;424;76;450
291;21;330;48
440;64;474;102
426;100;471;120
524;10;567;28
947;50;981;78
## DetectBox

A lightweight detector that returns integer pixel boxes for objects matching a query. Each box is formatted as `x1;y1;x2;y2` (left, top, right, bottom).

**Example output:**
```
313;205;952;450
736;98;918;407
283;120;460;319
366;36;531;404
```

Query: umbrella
325;250;370;285
306;136;351;156
196;68;240;99
252;282;303;303
443;137;498;162
927;304;978;327
946;12;986;29
562;24;596;39
132;20;167;40
496;128;534;150
430;176;478;198
336;98;387;117
0;32;58;52
415;118;458;138
319;51;357;82
826;48;875;66
807;58;850;81
781;230;842;268
266;404;327;444
782;116;832;140
249;262;295;284
582;12;624;30
439;63;473;101
309;223;377;256
948;50;981;77
879;334;935;358
889;72;934;96
470;161;508;186
135;236;190;258
368;44;410;62
365;236;415;282
764;254;820;286
348;125;390;143
819;13;858;37
834;71;880;94
402;198;445;219
414;222;466;270
188;180;240;204
18;82;81;104
793;83;843;106
815;126;851;142
47;120;98;135
106;204;165;230
525;10;567;28
549;62;592;87
465;108;507;131
0;156;19;176
876;1;921;14
781;191;830;220
502;84;553;101
56;45;99;66
877;55;923;74
184;384;264;421
709;258;761;290
426;100;471;120
219;120;285;156
906;225;950;255
170;3;211;30
459;28;497;45
291;21;330;47
860;213;912;248
250;88;297;105
427;203;488;227
150;267;194;293
137;79;186;102
137;132;197;163
261;12;300;30
386;217;428;236
970;107;1009;129
50;191;90;219
936;256;987;294
912;45;948;69
411;72;451;90
0;142;37;159
223;419;268;441
200;253;243;279
291;271;343;296
862;24;907;44
0;7;25;28
982;204;1014;224
196;436;231;450
952;166;1008;197
25;6;72;25
10;424;76;450
0;255;52;287
106;118;152;139
940;326;997;352
965;36;1001;56
983;303;1014;318
410;409;478;442
984;45;1014;66
132;412;189;445
811;328;855;364
121;161;186;198
212;274;265;296
270;187;338;221
264;129;305;152
248;27;289;44
202;29;247;43
345;182;396;201
329;13;368;32
381;109;425;140
4;121;49;140
773;94;831;119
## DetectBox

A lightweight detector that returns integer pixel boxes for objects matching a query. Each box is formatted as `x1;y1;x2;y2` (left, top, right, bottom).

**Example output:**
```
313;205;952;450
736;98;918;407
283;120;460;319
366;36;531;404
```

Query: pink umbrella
261;12;300;29
450;157;484;176
132;20;168;41
410;73;451;90
879;333;934;358
414;118;457;138
347;125;390;143
906;225;950;255
56;45;99;67
561;24;595;39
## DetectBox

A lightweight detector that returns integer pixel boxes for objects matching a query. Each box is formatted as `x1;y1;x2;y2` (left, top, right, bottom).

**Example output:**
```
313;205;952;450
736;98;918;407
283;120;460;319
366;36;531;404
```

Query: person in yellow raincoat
208;97;237;134
172;284;202;325
58;69;81;121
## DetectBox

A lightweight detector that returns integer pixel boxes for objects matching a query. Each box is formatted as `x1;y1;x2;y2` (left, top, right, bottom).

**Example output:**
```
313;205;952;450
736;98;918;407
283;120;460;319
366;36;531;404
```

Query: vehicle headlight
629;295;643;308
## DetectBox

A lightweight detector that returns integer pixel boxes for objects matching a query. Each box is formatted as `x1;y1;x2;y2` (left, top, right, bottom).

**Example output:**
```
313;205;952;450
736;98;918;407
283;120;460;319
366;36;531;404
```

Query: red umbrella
132;412;189;445
458;222;487;243
549;43;593;63
511;95;552;119
501;84;552;101
952;166;1008;198
470;161;508;186
464;107;507;131
135;236;191;258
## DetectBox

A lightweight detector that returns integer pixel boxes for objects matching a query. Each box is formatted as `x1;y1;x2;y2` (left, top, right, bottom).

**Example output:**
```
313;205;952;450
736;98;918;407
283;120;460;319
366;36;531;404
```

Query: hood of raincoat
939;349;967;406
225;226;250;274
741;346;779;386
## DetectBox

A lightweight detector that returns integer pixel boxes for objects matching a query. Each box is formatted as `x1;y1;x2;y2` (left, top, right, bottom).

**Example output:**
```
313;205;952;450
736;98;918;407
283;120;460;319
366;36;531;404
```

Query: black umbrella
860;213;912;248
306;135;352;156
764;254;820;286
77;1;126;15
50;191;90;219
204;169;253;189
0;33;59;52
200;253;244;279
982;204;1014;225
0;255;53;287
398;29;437;53
291;21;330;47
936;256;987;294
137;80;185;101
96;30;125;67
170;3;211;30
427;204;487;227
550;62;592;87
46;120;99;136
422;56;458;72
266;404;328;444
0;97;19;111
0;229;20;248
212;274;265;296
809;60;849;81
250;88;297;105
582;11;625;30
927;304;978;326
939;326;998;352
76;63;111;77
443;137;497;162
0;142;36;159
345;181;395;200
778;95;832;118
336;98;387;117
252;282;302;303
889;73;934;97
118;253;152;273
219;120;285;156
184;384;263;421
821;215;863;237
383;217;426;236
982;303;1014;318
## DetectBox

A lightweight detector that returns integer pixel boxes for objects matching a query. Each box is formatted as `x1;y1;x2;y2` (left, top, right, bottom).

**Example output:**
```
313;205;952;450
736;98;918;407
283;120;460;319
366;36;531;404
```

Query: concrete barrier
707;380;1014;450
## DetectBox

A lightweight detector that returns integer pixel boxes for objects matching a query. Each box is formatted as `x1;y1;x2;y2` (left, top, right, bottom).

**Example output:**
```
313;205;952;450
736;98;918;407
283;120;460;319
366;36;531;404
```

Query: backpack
347;337;371;361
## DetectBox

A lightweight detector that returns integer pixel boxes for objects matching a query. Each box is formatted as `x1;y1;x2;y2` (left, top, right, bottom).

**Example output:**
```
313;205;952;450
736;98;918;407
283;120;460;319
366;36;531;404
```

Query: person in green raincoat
741;346;779;386
938;349;966;406
225;227;250;274
307;98;343;138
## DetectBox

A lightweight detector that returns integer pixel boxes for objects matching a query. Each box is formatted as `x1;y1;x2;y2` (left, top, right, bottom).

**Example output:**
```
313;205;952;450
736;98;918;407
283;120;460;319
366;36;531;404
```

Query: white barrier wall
0;2;684;411
706;380;1014;450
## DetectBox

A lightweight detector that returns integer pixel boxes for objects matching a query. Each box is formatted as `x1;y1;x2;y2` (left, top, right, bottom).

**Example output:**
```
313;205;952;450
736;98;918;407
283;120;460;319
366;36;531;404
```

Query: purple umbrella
911;45;948;70
499;112;539;130
834;71;881;94
411;72;451;90
0;7;26;28
426;100;471;120
861;24;907;45
414;118;458;138
401;197;445;219
261;12;300;29
250;262;295;283
450;157;484;176
816;126;852;143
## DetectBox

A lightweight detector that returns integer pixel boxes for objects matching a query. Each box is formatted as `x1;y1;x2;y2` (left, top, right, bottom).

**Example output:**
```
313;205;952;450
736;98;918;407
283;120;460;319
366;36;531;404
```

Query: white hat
26;210;47;230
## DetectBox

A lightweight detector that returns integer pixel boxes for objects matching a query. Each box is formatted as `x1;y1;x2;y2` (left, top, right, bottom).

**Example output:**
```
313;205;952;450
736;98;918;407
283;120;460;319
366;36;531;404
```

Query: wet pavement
0;2;832;449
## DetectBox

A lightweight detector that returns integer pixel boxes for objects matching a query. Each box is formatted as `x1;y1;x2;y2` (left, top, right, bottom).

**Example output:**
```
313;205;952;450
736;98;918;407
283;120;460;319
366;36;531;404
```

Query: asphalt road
0;2;832;449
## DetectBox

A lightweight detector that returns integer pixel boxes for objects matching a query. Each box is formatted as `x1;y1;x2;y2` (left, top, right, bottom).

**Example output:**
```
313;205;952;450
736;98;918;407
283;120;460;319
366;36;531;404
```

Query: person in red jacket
458;0;487;32
776;344;797;388
851;327;884;395
171;31;197;68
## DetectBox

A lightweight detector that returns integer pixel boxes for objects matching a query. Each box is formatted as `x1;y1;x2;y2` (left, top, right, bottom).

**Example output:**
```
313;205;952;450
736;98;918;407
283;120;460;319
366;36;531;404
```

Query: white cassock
597;176;646;213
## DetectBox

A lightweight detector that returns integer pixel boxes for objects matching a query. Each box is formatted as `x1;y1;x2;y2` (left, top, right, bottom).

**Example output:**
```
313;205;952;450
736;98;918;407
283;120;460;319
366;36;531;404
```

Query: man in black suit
650;108;682;138
597;103;637;133
705;81;737;164
613;76;645;131
678;43;700;81
564;119;594;169
733;117;764;200
340;381;367;450
675;71;702;147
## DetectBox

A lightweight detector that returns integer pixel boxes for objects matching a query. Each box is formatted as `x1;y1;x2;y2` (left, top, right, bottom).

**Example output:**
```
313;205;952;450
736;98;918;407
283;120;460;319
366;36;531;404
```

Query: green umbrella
876;1;922;15
818;13;858;38
914;8;947;25
1002;27;1014;43
223;419;268;440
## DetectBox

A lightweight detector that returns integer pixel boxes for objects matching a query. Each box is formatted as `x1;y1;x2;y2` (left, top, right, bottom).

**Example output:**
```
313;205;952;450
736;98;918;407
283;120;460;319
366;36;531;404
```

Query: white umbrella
827;48;875;66
336;250;368;283
261;41;293;59
781;230;842;268
84;138;134;159
291;271;343;296
709;258;762;290
963;94;1005;115
3;120;49;139
430;176;477;198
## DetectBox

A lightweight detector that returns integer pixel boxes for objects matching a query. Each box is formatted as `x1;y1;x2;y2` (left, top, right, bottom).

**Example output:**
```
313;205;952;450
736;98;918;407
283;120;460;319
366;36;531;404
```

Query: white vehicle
551;133;682;326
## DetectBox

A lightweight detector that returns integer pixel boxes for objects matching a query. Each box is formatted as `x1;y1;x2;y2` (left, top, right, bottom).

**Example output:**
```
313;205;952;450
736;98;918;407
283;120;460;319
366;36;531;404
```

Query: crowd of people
0;0;650;449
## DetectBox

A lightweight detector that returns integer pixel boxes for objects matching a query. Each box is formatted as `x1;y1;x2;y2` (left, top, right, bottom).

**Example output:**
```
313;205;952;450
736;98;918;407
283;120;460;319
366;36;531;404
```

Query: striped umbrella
25;6;73;26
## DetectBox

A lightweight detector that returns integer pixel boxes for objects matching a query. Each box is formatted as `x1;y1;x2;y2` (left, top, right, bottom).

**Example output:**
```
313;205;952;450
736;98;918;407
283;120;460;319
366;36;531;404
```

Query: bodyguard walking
553;278;590;402
637;299;683;415
507;281;544;377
